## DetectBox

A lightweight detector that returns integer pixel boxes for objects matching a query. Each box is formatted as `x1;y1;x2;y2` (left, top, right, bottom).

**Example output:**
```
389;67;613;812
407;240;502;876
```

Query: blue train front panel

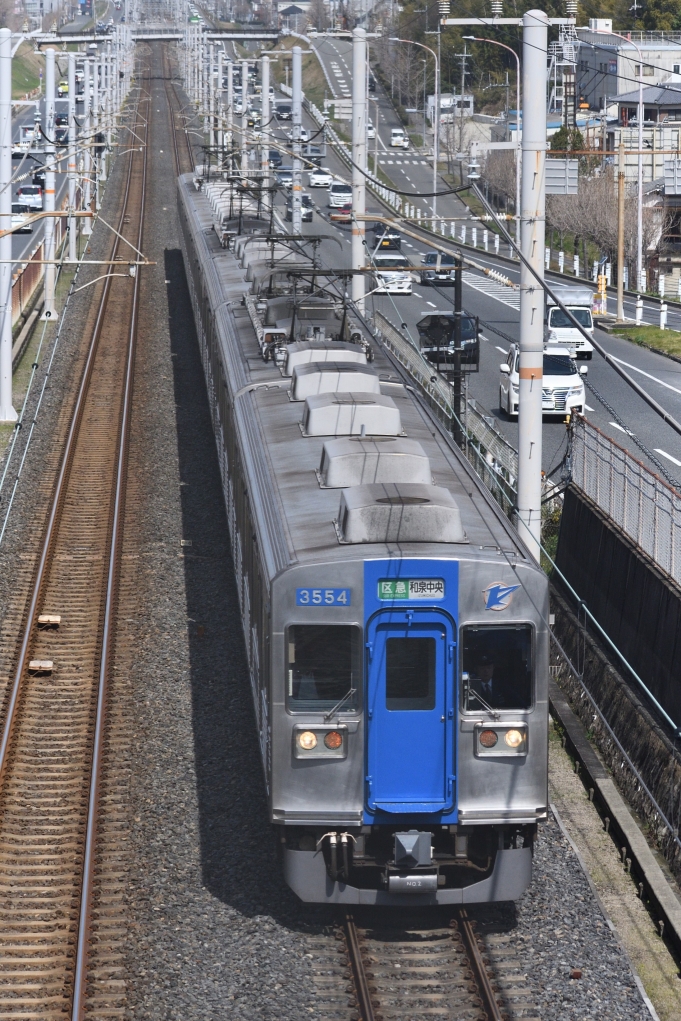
364;559;458;823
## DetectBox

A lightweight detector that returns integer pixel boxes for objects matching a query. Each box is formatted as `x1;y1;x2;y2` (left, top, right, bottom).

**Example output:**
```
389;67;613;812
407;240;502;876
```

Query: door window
286;624;361;712
385;637;435;710
461;624;533;711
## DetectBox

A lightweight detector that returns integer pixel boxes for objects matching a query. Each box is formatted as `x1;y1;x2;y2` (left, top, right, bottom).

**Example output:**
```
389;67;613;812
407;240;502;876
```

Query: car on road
57;79;68;96
420;250;457;285
328;180;352;207
366;120;376;139
329;202;352;222
11;204;32;233
268;149;283;168
371;252;413;294
285;194;314;221
368;72;376;92
499;343;587;418
416;312;480;369
370;222;401;250
274;167;293;188
303;144;323;166
16;185;42;210
309;167;333;188
286;126;310;143
276;103;292;120
390;127;409;148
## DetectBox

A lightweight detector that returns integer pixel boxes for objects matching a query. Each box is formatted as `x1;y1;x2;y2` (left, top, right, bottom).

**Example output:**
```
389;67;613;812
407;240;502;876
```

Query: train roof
178;173;532;581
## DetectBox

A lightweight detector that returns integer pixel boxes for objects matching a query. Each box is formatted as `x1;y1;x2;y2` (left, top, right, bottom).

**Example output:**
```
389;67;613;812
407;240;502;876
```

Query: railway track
0;57;149;1021
163;45;196;176
309;908;539;1021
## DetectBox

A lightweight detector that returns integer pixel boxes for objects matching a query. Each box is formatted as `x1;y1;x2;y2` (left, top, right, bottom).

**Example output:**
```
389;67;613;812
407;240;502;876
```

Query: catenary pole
261;55;270;214
82;59;92;236
0;29;16;422
291;46;302;234
351;27;366;311
43;48;57;320
68;51;77;262
516;10;548;563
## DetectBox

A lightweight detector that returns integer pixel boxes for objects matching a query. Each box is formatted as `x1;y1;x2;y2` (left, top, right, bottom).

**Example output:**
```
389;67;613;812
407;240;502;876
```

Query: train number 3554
296;588;351;606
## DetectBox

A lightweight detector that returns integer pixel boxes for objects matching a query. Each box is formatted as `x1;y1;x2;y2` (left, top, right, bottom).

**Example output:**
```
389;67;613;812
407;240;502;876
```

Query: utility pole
291;45;302;233
517;9;548;563
0;28;16;423
261;54;270;214
241;58;249;175
452;257;463;446
351;27;366;312
617;140;625;321
68;50;77;262
452;45;470;181
42;48;57;320
82;60;92;236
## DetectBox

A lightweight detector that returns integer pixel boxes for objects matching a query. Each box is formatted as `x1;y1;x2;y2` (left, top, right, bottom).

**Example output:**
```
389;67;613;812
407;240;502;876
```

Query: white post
660;300;668;330
659;272;666;297
82;60;92;235
558;249;564;273
351;27;366;312
241;58;249;175
261;55;270;213
291;46;302;233
42;48;57;321
93;55;100;210
517;9;548;563
573;254;579;276
636;295;643;324
68;51;77;262
0;29;16;422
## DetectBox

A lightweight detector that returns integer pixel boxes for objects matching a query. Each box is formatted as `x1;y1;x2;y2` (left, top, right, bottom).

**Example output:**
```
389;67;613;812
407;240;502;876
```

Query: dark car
420;250;457;285
368;73;376;92
32;168;46;188
268;149;283;168
416;312;479;369
55;128;68;147
371;223;401;250
285;195;314;222
302;144;323;167
276;103;292;121
55;113;67;126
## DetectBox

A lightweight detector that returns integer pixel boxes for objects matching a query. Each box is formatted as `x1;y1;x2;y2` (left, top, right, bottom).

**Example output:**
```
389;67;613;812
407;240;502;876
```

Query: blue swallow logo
483;582;521;611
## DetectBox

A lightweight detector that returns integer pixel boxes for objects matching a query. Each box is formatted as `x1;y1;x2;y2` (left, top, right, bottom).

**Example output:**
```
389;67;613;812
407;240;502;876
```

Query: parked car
16;185;42;210
328;180;352;207
329;203;352;222
11;204;32;233
420;250;457;285
309;167;333;188
499;343;587;418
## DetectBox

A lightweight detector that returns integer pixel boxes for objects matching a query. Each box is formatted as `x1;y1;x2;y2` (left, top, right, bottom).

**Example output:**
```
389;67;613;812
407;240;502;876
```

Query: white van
328;181;352;207
390;127;408;149
499;343;587;418
371;252;413;295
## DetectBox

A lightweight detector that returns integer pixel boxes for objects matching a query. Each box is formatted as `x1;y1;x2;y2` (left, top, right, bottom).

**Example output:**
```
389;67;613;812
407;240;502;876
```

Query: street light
462;36;520;247
389;36;439;223
590;26;644;291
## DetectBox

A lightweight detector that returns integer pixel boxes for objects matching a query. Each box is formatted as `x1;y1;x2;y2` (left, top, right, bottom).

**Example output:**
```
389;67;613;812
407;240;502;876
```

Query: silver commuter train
177;172;549;905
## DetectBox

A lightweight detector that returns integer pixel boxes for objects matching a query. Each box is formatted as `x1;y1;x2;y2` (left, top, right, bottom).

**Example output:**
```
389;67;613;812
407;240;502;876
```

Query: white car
390;127;409;149
371;252;413;295
499;343;587;418
287;126;310;143
11;204;32;233
328;180;353;207
309;167;333;187
367;120;376;139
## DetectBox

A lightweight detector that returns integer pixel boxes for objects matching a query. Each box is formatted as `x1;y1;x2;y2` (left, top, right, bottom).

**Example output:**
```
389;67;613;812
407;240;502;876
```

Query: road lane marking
655;448;681;466
609;421;633;435
610;355;681;396
495;345;507;354
585;404;594;411
426;301;436;307
463;271;520;310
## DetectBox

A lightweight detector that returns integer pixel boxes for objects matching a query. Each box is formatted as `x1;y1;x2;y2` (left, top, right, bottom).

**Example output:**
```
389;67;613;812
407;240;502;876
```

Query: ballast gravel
0;45;655;1021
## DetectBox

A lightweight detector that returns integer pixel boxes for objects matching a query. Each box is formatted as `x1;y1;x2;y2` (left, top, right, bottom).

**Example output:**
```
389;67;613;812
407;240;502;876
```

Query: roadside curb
12;306;41;370
596;323;681;365
549;677;681;964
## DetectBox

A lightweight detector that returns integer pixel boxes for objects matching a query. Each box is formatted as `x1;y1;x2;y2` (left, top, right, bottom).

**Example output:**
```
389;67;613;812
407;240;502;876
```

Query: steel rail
343;912;376;1021
457;909;504;1021
70;73;150;1021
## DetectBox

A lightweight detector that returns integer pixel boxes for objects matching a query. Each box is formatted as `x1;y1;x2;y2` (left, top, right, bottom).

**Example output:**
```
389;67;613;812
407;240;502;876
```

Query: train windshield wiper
462;673;500;720
324;687;357;721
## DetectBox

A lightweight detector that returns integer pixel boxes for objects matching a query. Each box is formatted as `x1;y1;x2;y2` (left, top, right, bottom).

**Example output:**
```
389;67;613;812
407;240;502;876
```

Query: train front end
272;554;549;906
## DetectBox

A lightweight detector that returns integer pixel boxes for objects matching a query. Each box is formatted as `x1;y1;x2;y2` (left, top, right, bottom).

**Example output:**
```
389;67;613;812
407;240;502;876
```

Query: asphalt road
267;45;681;485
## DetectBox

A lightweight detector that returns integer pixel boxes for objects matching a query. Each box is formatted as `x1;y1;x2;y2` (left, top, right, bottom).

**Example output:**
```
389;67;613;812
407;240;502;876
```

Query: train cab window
287;625;361;713
461;625;533;712
386;638;435;710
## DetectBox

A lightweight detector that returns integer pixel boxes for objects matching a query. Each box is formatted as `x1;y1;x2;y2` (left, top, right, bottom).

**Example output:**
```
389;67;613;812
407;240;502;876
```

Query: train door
366;609;455;814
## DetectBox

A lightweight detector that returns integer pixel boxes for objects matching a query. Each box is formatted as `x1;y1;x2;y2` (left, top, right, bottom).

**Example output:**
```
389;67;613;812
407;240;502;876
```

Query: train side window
386;637;435;710
286;625;361;713
460;625;533;712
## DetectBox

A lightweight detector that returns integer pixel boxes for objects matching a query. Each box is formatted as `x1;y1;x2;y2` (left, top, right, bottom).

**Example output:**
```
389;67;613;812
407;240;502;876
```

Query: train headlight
479;729;498;748
298;730;318;750
504;729;525;749
324;730;343;750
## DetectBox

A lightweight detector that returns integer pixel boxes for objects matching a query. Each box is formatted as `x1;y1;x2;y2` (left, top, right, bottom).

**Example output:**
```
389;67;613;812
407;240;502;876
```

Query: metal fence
571;416;681;587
